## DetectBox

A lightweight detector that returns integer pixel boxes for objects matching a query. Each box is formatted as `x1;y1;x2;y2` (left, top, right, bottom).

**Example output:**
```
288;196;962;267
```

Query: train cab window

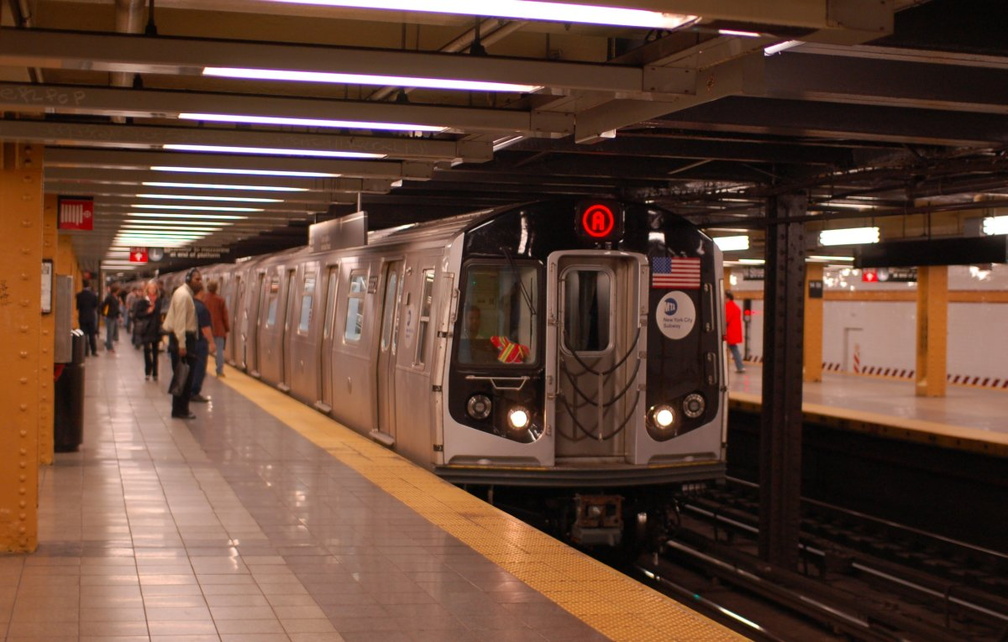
344;272;367;343
298;272;316;334
414;269;435;366
562;269;611;352
457;263;539;366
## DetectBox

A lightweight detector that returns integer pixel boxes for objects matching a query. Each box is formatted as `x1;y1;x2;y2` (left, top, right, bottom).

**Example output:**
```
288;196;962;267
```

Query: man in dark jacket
75;279;99;356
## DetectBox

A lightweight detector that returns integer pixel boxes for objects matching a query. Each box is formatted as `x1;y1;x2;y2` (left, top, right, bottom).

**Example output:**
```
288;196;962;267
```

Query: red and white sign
861;269;879;282
57;197;94;231
130;247;149;263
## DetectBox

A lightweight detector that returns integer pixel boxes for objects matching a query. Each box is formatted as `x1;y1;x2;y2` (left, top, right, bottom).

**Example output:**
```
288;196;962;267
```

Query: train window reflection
414;269;435;366
298;272;315;334
458;263;539;365
563;269;611;352
344;272;367;343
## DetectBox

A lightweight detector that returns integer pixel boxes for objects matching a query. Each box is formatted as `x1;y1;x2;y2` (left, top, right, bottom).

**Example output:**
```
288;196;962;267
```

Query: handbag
168;361;190;397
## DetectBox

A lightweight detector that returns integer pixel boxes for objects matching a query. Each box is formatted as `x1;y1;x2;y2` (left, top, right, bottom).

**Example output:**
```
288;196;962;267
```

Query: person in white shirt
162;269;202;419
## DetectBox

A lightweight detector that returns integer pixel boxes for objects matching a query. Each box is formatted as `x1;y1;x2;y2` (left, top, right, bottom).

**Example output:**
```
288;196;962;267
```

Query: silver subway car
189;199;728;545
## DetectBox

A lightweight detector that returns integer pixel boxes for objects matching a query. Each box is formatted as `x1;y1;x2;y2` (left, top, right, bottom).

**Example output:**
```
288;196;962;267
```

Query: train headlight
466;394;493;420
682;393;705;419
651;404;676;430
507;407;530;431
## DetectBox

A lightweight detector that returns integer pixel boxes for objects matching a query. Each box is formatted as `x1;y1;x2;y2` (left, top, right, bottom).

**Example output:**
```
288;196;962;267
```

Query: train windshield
457;263;539;366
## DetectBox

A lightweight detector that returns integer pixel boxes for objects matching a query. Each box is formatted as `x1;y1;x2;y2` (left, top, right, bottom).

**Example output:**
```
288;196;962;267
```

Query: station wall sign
166;247;230;260
57;196;94;231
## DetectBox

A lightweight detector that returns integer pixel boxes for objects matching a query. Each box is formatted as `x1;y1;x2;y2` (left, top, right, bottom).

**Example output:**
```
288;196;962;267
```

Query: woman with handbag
133;280;163;381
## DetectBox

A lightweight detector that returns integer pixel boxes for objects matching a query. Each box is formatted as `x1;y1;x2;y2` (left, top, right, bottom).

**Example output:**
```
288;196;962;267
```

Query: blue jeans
729;343;744;372
104;316;117;350
191;344;209;395
213;337;226;375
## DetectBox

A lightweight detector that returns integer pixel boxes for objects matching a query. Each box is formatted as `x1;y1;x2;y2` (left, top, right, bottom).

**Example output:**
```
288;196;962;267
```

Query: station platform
2;344;742;641
728;364;1008;457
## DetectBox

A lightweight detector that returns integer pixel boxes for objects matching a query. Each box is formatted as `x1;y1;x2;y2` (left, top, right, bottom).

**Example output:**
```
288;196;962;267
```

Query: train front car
439;199;727;546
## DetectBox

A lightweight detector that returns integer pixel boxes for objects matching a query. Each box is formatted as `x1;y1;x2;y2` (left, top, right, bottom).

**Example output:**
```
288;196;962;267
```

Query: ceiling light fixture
764;40;802;56
179;112;446;133
163;144;386;159
143;181;308;192
128;212;249;220
267;0;698;29
713;235;750;251
137;193;283;203
131;204;264;212
203;67;540;93
151;166;340;178
982;215;1008;235
819;227;880;246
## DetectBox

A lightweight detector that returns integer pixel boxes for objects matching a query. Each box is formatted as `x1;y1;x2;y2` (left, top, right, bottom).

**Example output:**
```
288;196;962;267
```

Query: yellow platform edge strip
219;366;745;641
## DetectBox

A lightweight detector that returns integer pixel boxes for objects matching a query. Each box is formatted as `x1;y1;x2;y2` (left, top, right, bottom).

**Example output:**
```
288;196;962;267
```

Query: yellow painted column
915;265;948;397
0;143;43;552
803;263;824;382
39;194;57;464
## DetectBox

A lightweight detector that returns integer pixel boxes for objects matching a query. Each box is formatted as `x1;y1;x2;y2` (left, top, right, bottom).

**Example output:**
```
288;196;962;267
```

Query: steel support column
758;192;807;569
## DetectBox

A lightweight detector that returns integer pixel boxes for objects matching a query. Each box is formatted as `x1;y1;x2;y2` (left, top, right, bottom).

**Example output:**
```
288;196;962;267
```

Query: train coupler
571;494;623;546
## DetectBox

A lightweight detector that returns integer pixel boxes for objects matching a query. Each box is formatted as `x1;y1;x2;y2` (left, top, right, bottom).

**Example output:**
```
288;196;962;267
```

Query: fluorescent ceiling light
151;165;340;178
764;40;802;56
982;216;1008;235
819;227;880;246
268;0;697;29
143;181;308;192
163;143;386;159
137;193;283;203
204;67;540;93
179;112;446;133
131;204;263;212
129;212;249;220
738;258;765;265
122;224;224;232
808;255;855;262
713;235;750;251
718;29;761;38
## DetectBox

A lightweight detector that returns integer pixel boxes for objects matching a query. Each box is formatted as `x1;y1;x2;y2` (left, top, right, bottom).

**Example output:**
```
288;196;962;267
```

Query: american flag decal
651;256;701;289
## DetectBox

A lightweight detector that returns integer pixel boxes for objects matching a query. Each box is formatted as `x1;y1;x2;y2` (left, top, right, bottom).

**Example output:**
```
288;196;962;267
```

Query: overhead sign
129;247;149;263
57;196;94;231
166;247;230;259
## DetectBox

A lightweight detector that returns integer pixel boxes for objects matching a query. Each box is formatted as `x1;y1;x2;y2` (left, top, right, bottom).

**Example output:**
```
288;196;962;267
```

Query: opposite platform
1;343;741;641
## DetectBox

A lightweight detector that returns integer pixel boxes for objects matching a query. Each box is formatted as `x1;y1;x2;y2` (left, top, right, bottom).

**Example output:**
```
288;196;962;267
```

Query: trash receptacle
54;330;86;452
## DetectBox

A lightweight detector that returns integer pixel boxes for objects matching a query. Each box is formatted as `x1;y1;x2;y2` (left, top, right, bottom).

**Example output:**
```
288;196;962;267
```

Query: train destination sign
575;200;623;243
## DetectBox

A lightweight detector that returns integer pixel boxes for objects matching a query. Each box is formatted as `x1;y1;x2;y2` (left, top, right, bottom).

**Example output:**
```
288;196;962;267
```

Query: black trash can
54;330;86;452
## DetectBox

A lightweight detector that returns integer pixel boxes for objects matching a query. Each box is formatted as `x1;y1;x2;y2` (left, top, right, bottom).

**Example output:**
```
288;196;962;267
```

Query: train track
632;479;1008;641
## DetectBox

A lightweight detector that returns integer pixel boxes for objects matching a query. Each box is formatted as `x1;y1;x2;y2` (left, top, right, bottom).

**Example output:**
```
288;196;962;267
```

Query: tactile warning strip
221;367;745;641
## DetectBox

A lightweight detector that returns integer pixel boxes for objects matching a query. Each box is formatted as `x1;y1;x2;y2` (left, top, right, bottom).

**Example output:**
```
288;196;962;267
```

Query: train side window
562;269;611;352
414;269;435;366
458;263;539;366
344;272;367;343
298;272;316;334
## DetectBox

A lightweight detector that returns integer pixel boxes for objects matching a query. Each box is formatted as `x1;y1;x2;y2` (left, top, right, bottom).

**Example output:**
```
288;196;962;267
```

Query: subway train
172;199;728;545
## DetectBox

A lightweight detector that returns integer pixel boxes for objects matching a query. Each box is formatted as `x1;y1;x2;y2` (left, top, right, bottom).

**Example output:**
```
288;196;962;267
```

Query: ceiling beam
42;148;437;181
0;119;491;163
0;82;576;137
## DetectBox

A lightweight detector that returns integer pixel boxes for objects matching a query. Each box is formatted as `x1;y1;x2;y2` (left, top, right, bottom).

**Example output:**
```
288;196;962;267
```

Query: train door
227;275;241;366
546;253;646;463
279;268;296;391
316;264;340;413
375;260;403;444
245;271;265;377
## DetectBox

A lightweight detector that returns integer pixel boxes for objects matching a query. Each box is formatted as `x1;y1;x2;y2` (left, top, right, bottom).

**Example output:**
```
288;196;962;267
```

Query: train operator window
344;272;367;343
562;269;611;353
414;269;435;366
457;263;539;366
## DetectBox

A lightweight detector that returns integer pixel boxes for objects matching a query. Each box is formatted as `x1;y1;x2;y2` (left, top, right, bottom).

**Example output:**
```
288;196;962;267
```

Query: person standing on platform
133;280;163;381
202;280;230;377
163;269;201;419
725;292;745;373
100;283;121;354
125;286;141;347
75;279;99;356
189;292;216;403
